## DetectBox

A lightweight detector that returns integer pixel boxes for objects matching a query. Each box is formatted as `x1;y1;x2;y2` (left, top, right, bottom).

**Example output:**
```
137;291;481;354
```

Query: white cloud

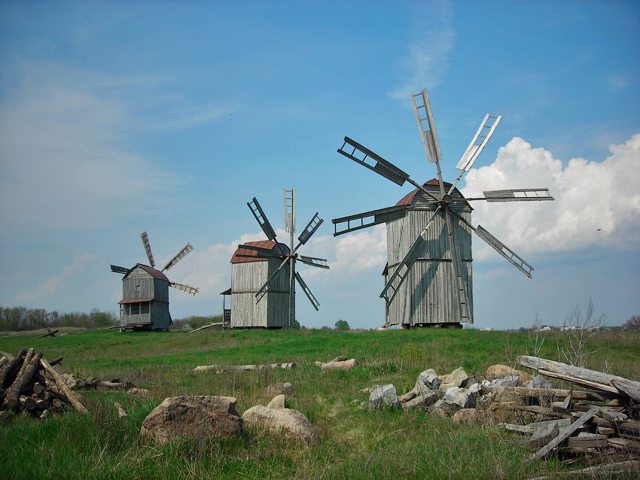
18;253;96;302
388;0;454;100
462;134;640;257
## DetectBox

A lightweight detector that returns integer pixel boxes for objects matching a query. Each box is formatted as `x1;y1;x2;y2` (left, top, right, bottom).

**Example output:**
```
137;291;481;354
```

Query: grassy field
1;327;638;479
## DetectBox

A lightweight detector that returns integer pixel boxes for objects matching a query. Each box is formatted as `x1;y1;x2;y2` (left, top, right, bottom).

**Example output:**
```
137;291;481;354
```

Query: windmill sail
338;137;410;186
412;89;442;164
298;213;323;245
295;272;320;310
480;188;554;202
333;205;406;236
162;243;193;272
170;282;199;295
110;265;129;274
248;197;278;241
298;255;329;269
140;231;156;268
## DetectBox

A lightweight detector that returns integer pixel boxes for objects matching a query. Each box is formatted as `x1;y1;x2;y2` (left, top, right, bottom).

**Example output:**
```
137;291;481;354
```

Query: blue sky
0;0;638;329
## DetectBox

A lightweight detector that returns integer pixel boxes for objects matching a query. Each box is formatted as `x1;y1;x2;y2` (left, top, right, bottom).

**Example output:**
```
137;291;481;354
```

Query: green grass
1;328;638;479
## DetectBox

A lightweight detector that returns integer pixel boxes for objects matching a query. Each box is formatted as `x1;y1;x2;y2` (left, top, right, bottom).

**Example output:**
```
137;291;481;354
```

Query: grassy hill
1;328;638;479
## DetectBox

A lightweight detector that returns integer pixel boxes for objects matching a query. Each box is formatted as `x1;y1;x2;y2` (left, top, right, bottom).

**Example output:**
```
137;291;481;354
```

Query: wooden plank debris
193;363;296;373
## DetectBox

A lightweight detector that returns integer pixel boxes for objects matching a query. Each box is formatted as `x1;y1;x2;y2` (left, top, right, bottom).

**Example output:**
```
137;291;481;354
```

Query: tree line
0;307;118;331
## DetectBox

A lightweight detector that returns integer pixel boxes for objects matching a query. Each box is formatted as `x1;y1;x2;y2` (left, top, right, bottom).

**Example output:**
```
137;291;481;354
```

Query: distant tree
334;319;350;331
623;315;640;332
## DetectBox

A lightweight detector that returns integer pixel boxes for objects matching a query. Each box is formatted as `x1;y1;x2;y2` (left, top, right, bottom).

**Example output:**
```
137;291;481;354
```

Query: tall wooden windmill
333;88;554;328
110;232;199;331
229;189;329;328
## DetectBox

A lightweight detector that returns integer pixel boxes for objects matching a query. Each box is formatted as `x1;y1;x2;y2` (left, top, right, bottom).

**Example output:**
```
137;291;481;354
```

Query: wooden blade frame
476;188;554;202
248;197;277;242
332;205;406;236
298;255;329;269
412;89;442;164
297;213;323;246
110;265;129;274
295;271;319;310
140;231;156;268
255;256;291;302
170;282;199;295
449;209;533;278
162;243;193;272
337;137;410;186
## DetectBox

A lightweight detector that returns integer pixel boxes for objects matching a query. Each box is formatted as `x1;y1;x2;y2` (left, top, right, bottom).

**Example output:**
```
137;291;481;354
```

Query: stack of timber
0;348;87;420
499;355;640;473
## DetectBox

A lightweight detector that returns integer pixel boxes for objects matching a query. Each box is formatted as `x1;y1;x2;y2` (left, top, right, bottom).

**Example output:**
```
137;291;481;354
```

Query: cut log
527;406;599;462
4;349;42;410
188;322;225;334
49;356;63;366
39;358;88;414
0;348;27;388
517;355;640;398
193;363;296;373
320;359;356;371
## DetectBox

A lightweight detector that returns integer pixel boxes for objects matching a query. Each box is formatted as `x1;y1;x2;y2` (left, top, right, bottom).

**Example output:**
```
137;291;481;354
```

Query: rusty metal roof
231;240;278;264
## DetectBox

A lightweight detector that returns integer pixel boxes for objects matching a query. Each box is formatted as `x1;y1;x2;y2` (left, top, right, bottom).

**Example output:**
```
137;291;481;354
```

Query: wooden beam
40;358;88;414
527;406;599;462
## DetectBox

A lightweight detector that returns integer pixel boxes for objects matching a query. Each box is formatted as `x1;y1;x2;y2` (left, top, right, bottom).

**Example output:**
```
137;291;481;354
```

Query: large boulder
242;405;314;443
266;394;286;409
443;384;480;409
368;384;399;409
485;364;531;385
140;396;242;445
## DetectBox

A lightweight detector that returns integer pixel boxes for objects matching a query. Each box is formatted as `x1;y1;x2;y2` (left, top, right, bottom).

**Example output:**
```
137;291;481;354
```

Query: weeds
556;297;604;367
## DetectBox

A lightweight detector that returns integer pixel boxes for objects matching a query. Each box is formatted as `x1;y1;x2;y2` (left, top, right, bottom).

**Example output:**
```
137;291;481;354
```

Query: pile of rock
0;348;87;421
140;384;314;446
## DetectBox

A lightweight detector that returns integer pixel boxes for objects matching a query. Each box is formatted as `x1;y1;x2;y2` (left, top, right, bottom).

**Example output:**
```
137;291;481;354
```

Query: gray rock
415;371;440;395
443;386;478;409
242;405;314;443
140;396;242;445
402;391;440;409
265;382;293;396
439;367;468;389
368;384;399;409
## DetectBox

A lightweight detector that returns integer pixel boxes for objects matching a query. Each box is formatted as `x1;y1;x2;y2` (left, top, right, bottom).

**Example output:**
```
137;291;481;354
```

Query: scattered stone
443;385;478;409
242;405;313;443
368;384;399;409
266;394;286;409
140;396;242;445
438;367;468;392
127;387;150;398
485;364;531;386
452;408;483;424
265;382;293;396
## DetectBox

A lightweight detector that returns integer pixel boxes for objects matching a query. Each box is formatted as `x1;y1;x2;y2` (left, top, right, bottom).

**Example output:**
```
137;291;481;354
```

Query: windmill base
120;324;169;333
400;322;464;330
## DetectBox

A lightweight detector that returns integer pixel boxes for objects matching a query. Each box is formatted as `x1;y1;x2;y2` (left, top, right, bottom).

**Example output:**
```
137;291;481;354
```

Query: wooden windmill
333;88;554;328
228;189;329;328
110;232;199;331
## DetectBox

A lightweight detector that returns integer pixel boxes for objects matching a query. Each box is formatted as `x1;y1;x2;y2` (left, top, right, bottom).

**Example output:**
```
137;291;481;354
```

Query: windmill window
136;284;141;296
140;302;149;314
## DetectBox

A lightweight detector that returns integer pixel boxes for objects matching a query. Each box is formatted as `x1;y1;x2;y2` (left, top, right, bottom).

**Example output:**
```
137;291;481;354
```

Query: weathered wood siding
385;189;474;326
231;259;290;328
123;267;155;300
121;266;171;329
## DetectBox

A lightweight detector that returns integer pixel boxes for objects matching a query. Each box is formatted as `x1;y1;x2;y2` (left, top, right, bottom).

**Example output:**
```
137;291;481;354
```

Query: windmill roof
119;297;154;304
395;178;469;208
123;263;170;281
231;240;279;264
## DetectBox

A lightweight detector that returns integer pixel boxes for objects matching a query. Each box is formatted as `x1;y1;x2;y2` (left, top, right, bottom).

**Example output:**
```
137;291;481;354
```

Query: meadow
1;327;638;479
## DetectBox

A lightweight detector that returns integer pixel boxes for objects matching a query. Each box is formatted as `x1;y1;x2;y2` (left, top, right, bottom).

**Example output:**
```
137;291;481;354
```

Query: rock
485;364;531;386
431;399;456;417
265;382;293;396
127;387;150;398
452;408;483;424
321;359;356;371
476;392;496;410
140;396;242;445
415;371;440;395
438;368;468;391
526;375;553;389
443;386;478;409
402;391;440;409
242;405;313;443
368;384;399;409
0;410;12;423
266;394;286;409
398;389;418;403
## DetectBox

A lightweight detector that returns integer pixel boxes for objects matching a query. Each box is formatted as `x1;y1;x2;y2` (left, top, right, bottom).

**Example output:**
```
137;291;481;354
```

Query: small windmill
229;189;329;328
333;88;553;328
110;232;199;331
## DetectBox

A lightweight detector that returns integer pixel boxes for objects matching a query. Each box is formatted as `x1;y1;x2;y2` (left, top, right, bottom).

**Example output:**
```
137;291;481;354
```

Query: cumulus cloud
388;0;454;100
462;134;640;257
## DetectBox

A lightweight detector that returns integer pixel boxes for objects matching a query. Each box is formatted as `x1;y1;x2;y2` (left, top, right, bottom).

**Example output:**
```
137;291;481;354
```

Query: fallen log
39;358;88;414
487;386;608;401
320;359;356;371
0;348;27;388
527;460;640;480
517;356;640;400
193;363;296;373
188;322;225;334
39;327;58;338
